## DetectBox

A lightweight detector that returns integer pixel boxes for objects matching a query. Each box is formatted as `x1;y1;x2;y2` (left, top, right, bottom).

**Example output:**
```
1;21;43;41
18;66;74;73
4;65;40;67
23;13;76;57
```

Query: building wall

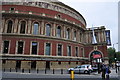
1;2;109;69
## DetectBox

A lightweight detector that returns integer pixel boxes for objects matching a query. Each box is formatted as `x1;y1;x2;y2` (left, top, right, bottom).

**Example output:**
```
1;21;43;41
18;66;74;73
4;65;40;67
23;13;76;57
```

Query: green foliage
107;47;120;64
107;47;115;64
116;52;120;61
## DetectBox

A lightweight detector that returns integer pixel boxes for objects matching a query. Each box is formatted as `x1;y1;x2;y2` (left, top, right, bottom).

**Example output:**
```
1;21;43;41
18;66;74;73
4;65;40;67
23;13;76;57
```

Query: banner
105;30;111;46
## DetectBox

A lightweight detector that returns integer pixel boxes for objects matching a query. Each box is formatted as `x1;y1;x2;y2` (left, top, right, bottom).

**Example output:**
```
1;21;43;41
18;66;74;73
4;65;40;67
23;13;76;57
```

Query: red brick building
1;1;111;69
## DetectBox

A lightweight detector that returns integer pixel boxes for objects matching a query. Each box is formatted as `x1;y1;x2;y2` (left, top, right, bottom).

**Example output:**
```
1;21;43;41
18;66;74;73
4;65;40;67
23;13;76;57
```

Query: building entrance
16;61;21;69
90;51;103;65
46;61;50;69
31;61;36;69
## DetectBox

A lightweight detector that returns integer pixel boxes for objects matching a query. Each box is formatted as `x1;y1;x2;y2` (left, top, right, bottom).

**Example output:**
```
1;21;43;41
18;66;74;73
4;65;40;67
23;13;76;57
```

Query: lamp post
113;43;118;73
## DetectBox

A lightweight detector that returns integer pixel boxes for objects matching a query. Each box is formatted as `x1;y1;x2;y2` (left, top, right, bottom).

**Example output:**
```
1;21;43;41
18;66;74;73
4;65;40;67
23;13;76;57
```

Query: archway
90;50;103;65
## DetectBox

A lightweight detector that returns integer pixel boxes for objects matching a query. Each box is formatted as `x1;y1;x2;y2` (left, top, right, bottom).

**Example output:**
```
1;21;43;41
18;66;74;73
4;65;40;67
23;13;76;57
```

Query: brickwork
1;1;110;69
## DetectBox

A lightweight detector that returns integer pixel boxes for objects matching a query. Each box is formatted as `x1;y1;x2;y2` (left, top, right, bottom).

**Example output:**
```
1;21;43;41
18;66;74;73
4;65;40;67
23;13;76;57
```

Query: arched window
66;28;70;39
46;24;51;36
33;22;39;35
20;21;26;34
7;20;13;33
74;30;76;41
57;26;61;37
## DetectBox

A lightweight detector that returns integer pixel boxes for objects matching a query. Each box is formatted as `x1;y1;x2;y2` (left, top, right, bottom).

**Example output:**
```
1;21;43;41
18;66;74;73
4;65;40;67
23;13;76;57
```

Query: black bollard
29;69;30;73
45;68;46;74
61;69;63;74
22;69;24;73
37;69;39;73
10;68;11;72
16;68;17;72
53;69;54;74
3;68;5;72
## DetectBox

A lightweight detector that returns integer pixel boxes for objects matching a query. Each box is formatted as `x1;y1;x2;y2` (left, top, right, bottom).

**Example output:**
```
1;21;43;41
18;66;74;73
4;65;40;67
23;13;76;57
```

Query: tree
107;47;116;64
116;52;120;61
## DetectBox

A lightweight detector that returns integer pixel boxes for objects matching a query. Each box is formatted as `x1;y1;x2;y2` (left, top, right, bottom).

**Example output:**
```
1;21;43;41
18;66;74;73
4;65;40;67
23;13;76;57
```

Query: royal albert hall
1;0;111;69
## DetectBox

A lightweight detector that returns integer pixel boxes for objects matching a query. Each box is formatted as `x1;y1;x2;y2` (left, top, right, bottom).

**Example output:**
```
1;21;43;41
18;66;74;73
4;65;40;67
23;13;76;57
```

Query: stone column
76;31;79;42
63;25;66;38
14;18;18;33
41;21;44;35
28;19;32;34
61;26;63;38
4;20;7;33
103;31;106;42
1;18;5;33
98;31;101;43
71;28;74;40
53;23;56;37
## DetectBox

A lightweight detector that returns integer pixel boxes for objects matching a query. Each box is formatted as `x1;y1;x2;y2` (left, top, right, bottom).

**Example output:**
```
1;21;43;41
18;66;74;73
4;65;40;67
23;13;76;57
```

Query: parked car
92;66;98;72
68;64;93;74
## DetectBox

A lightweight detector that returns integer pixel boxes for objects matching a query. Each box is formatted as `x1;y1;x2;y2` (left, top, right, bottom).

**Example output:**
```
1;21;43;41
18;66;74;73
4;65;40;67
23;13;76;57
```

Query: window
66;28;70;39
31;42;38;55
81;48;84;57
3;41;9;54
57;26;61;37
45;43;51;55
80;33;82;42
7;20;13;33
74;31;76;41
75;47;78;57
46;24;51;36
67;46;71;56
20;21;26;34
58;61;61;65
58;44;62;56
33;22;39;35
10;8;15;11
57;14;61;18
17;41;24;54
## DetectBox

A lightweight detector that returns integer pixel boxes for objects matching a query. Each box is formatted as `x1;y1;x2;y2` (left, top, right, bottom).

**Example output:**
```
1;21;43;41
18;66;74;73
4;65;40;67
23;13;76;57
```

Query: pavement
1;68;120;80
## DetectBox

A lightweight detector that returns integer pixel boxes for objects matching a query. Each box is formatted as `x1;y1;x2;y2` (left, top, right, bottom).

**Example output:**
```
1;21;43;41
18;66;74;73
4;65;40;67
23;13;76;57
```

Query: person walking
105;65;111;80
101;64;106;79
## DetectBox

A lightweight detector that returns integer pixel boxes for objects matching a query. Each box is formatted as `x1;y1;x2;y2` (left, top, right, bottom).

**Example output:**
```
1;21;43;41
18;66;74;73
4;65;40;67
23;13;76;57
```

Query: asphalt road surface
1;69;120;80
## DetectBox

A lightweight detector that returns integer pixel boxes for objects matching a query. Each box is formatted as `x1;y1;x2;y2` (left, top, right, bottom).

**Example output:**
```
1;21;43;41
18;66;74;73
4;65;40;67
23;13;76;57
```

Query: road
1;69;120;80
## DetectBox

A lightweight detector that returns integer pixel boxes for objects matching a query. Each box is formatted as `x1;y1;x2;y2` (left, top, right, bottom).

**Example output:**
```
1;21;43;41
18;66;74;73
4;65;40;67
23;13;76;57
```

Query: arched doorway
90;50;103;73
90;50;103;65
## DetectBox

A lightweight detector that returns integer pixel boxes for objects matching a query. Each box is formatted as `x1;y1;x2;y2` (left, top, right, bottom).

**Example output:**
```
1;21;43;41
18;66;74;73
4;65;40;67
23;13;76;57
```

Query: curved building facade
1;1;110;69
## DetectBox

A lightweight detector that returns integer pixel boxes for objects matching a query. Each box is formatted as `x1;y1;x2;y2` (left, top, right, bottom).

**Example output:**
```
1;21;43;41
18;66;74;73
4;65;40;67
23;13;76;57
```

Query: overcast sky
59;0;119;51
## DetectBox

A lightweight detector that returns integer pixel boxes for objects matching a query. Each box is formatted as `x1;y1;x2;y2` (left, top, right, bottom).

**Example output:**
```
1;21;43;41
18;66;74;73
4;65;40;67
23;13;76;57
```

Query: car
68;64;93;74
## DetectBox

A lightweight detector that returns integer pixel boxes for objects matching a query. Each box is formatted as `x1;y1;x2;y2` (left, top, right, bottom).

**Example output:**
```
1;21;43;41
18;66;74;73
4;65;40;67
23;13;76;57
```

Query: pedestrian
101;64;106;79
105;65;111;80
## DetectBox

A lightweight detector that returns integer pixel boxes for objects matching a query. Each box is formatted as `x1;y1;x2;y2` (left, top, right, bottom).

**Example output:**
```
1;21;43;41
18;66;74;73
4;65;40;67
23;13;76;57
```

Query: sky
59;0;119;51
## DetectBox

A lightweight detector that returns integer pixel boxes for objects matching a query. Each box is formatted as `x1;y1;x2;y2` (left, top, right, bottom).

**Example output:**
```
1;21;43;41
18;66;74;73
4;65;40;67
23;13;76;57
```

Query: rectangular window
2;60;6;64
81;48;84;57
58;44;62;56
17;41;24;54
75;47;78;57
31;42;38;55
45;43;51;55
67;46;71;56
3;41;9;54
